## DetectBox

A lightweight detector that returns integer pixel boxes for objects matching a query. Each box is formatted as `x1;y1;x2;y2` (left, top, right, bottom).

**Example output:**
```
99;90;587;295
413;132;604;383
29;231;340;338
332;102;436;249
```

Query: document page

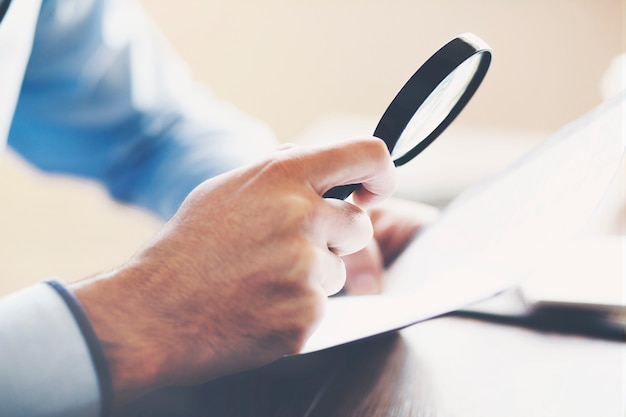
302;93;626;354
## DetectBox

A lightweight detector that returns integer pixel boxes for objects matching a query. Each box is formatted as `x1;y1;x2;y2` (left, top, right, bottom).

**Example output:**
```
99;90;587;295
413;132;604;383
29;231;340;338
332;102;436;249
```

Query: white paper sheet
302;92;626;354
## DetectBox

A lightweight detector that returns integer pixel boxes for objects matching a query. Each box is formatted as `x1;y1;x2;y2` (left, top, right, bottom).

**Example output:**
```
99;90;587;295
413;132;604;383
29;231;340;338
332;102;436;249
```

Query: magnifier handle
323;183;360;200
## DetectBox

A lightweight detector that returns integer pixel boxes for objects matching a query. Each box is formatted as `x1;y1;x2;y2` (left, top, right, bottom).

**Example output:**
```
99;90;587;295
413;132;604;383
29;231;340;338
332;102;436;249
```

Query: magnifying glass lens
391;53;482;160
323;33;491;200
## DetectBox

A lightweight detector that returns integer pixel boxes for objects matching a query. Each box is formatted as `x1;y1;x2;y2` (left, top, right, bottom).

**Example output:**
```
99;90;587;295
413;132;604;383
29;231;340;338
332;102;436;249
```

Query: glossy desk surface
117;315;624;417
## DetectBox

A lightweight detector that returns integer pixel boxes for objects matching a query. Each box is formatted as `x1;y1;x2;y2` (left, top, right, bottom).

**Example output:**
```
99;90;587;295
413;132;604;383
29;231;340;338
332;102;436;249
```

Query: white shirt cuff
0;282;108;417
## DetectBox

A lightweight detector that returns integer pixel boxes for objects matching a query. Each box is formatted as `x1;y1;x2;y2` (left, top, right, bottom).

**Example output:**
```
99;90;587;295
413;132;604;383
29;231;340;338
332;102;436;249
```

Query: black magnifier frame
377;33;491;167
0;0;11;25
324;33;492;200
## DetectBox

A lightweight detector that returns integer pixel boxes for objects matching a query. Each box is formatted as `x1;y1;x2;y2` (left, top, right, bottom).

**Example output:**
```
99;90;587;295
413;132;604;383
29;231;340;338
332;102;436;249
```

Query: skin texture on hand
71;138;397;406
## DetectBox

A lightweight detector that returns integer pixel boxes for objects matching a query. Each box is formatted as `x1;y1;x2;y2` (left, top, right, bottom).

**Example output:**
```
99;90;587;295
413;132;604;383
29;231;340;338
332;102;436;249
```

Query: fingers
320;198;374;256
314;247;347;296
369;199;441;266
341;199;440;295
309;199;373;295
257;138;397;296
280;138;394;295
343;239;384;295
294;137;397;207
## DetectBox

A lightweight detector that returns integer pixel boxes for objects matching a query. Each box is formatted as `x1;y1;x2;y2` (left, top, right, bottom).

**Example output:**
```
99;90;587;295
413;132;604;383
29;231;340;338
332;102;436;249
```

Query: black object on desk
451;288;626;342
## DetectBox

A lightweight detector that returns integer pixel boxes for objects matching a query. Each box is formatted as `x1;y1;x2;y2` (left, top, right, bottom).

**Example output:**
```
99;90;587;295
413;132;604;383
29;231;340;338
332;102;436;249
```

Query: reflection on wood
116;332;436;417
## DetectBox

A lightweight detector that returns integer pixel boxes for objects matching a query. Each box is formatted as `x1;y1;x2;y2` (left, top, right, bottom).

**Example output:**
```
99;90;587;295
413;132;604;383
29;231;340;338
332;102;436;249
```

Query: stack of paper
303;92;626;354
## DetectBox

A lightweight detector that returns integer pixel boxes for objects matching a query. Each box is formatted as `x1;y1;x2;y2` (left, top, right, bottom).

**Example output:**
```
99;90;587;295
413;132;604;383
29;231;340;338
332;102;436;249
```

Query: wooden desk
117;316;624;417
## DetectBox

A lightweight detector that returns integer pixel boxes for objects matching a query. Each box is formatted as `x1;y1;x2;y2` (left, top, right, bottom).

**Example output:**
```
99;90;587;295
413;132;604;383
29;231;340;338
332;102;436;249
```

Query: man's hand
70;138;396;406
343;199;440;294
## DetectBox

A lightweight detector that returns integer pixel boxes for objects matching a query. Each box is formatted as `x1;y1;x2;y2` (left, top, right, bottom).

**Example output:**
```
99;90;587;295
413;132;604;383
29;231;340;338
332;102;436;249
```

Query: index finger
301;137;397;206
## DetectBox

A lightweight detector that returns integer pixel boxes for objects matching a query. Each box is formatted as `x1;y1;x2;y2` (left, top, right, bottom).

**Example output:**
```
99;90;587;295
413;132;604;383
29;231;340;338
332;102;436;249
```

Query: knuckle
346;203;372;230
358;136;390;160
264;196;318;244
368;136;391;155
263;152;306;183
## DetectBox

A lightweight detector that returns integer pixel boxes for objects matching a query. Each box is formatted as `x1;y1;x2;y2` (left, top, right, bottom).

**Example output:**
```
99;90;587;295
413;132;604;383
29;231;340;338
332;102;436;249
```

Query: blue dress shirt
0;0;276;415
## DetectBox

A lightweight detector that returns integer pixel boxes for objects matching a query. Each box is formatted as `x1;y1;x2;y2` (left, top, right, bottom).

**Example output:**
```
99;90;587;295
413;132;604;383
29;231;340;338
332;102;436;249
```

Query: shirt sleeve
7;0;278;220
0;281;112;417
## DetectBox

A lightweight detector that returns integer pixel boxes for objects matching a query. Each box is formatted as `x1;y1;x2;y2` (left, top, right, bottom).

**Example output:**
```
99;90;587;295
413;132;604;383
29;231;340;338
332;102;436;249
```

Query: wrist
70;266;168;406
45;280;115;415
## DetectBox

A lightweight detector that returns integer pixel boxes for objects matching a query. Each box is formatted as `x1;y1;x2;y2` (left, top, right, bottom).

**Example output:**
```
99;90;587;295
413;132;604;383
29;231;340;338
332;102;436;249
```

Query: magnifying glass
324;33;492;200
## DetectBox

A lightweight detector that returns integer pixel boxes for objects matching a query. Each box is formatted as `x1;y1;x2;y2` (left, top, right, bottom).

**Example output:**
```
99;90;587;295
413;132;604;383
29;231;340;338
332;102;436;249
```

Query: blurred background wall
140;0;623;140
0;0;623;295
